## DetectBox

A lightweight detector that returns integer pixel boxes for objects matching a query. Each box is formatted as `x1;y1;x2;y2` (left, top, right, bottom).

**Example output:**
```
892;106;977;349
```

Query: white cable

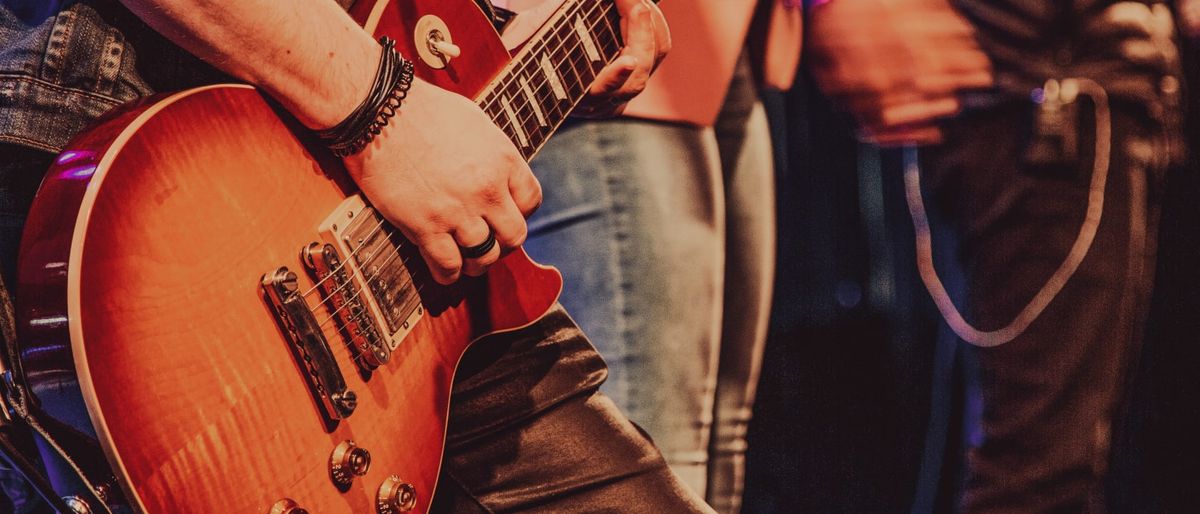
904;78;1112;347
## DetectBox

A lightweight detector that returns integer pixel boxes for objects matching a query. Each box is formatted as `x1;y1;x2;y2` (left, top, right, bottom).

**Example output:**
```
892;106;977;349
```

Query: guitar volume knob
330;440;372;489
268;498;308;514
376;475;418;513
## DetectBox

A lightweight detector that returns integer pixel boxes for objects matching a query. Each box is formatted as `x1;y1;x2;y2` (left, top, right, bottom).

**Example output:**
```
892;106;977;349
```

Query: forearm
119;0;380;129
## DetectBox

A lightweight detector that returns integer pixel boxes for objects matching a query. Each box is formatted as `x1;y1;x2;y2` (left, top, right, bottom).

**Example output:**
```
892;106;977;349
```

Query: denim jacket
0;1;159;153
0;0;357;154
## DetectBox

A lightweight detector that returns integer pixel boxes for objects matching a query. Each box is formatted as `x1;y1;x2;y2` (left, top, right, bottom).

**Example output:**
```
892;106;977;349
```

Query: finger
619;3;657;80
455;218;500;277
590;55;638;97
1120;39;1169;68
642;0;671;65
484;194;530;251
418;233;463;285
915;70;994;96
881;97;961;127
864;125;945;147
613;0;640;17
509;165;542;218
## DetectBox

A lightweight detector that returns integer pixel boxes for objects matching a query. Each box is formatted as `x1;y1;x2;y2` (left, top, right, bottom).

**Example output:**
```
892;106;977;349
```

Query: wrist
297;35;383;130
316;36;416;157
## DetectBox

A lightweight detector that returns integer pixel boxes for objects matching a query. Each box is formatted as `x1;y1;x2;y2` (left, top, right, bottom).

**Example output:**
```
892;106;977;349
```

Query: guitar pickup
262;267;357;427
303;242;391;371
318;195;424;351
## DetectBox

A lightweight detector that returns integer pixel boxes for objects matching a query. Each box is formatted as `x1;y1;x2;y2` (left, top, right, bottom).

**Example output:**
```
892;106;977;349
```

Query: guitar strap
0;270;116;513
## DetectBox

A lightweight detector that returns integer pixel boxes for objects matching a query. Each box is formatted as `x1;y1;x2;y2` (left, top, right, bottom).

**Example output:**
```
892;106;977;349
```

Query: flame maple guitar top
14;1;564;512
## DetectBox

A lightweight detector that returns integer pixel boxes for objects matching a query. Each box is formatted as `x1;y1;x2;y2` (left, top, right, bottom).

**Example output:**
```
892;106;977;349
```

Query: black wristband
317;36;416;157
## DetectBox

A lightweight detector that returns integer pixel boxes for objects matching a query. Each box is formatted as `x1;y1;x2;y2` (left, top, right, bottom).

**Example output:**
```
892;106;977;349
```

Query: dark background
740;31;1200;514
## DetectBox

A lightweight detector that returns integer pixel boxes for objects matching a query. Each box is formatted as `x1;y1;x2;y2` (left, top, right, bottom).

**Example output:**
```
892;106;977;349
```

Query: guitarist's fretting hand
121;0;669;284
575;0;670;118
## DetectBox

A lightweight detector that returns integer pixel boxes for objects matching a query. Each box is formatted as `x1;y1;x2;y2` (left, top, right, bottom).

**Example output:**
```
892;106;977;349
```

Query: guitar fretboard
476;0;623;160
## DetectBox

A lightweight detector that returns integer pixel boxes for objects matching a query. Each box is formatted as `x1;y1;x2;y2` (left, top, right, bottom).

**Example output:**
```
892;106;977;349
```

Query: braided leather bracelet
317;36;416;157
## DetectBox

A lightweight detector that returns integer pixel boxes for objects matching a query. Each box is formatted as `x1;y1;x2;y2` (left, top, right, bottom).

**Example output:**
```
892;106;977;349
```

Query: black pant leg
920;103;1164;513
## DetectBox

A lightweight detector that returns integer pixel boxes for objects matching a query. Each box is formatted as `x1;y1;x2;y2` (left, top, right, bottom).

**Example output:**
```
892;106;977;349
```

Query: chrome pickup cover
319;195;424;352
304;242;390;371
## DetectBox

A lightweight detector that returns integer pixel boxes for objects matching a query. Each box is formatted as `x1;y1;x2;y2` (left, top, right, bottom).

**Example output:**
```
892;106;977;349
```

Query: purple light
58;165;97;180
56;150;84;164
1030;88;1045;104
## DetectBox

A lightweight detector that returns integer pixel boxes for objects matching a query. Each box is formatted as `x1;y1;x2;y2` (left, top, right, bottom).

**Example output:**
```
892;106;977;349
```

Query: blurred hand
1178;0;1200;40
573;0;670;117
1085;2;1180;74
344;79;541;284
807;0;993;146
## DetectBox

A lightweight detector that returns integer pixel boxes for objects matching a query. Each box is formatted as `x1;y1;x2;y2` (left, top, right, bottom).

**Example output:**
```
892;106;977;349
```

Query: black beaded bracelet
317;36;416;157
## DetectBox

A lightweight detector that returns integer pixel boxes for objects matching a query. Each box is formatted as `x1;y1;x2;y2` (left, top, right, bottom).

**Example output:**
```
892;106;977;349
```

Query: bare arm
119;0;540;283
120;1;379;130
119;0;666;283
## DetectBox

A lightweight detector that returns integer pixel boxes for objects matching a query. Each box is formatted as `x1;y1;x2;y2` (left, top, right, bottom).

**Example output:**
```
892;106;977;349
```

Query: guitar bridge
261;268;357;426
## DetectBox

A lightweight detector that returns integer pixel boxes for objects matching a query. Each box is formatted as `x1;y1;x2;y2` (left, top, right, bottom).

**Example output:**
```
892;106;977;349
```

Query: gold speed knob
268;498;308;514
330;440;372;489
376;475;418;513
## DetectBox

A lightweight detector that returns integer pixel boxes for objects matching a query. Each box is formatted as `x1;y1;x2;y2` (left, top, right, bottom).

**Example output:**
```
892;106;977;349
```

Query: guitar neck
476;0;623;161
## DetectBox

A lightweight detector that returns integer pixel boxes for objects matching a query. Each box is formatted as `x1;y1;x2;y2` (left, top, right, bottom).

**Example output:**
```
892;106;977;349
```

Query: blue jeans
524;60;775;513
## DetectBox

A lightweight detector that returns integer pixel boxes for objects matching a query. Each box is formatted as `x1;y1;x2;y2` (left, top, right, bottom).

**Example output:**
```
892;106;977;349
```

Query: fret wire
480;0;616;110
478;0;583;110
519;3;614;121
517;3;618;153
479;1;620;152
484;0;603;112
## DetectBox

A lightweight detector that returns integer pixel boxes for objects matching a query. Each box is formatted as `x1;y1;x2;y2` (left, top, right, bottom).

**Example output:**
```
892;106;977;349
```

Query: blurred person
506;1;801;511
809;0;1183;511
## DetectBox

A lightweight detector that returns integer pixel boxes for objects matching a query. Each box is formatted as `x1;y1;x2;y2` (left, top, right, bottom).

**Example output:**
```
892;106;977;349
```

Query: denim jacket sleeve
0;1;160;153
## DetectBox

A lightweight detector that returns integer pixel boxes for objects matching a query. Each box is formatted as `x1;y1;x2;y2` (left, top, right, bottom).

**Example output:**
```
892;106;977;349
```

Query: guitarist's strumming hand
348;0;668;284
342;78;540;284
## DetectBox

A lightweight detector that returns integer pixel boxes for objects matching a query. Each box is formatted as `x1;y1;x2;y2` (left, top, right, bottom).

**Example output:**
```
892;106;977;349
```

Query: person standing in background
809;0;1183;511
509;1;801;512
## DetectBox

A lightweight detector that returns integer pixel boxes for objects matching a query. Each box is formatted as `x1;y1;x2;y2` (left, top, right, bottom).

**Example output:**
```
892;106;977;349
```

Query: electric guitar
14;0;627;512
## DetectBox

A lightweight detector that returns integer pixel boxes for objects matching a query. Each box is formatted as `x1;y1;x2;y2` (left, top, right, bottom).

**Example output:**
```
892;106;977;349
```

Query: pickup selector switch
330;440;372;489
376;475;417;513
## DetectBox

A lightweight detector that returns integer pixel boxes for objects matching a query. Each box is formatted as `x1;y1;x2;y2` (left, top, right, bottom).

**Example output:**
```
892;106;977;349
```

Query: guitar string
298;215;389;298
308;232;425;367
312;237;418;363
484;2;620;150
306;220;402;312
309;226;417;325
479;0;611;115
477;0;617;136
